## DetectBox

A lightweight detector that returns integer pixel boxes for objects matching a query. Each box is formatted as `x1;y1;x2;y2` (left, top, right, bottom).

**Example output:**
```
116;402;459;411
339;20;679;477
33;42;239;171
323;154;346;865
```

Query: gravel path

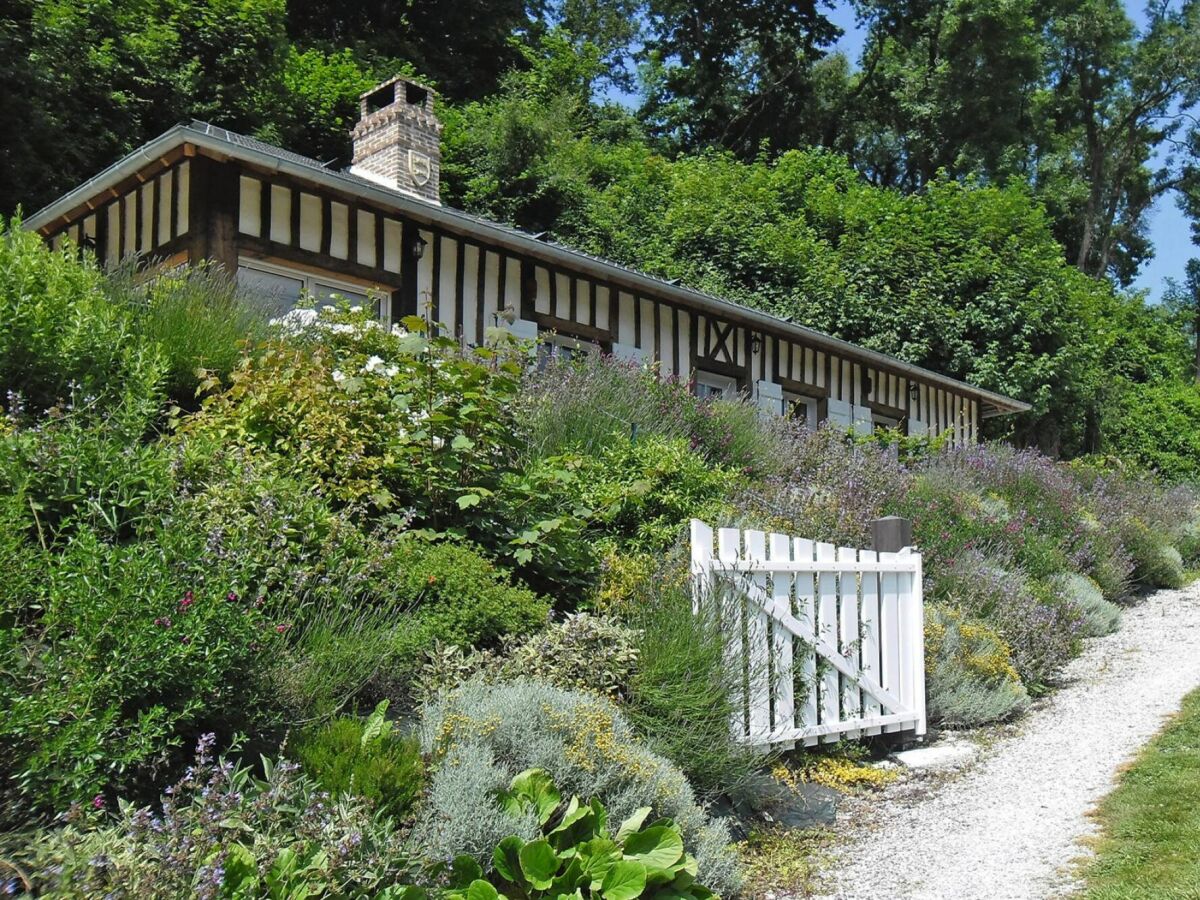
813;580;1200;900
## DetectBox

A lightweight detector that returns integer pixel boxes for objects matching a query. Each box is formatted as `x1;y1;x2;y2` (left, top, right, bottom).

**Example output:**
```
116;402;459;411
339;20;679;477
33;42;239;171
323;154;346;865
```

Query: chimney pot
350;76;442;205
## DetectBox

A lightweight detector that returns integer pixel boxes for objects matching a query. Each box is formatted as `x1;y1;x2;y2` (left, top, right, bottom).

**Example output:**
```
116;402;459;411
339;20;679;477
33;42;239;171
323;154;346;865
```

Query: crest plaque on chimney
350;76;442;205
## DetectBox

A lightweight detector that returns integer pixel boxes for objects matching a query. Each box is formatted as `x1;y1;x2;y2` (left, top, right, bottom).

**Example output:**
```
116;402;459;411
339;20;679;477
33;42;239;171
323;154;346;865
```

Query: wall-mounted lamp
909;382;920;401
410;233;428;260
749;334;764;354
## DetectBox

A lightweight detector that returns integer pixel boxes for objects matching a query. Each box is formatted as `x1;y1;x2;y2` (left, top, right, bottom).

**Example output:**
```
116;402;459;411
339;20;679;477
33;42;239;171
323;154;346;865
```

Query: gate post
871;515;926;745
871;515;912;553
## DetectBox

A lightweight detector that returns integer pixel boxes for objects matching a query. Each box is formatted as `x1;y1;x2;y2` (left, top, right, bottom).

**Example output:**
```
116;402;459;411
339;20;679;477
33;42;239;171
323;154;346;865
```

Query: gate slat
769;532;795;749
880;550;903;733
717;527;745;740
860;548;883;735
900;547;927;736
690;520;714;615
744;530;772;745
816;541;839;743
838;546;861;739
794;537;819;747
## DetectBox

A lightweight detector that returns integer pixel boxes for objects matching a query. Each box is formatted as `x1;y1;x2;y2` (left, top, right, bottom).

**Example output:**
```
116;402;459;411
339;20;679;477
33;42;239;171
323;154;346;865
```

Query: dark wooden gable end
36;144;1001;445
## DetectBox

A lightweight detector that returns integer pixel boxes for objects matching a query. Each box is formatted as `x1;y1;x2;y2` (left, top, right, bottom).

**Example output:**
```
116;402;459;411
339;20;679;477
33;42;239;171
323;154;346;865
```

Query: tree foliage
4;0;1200;470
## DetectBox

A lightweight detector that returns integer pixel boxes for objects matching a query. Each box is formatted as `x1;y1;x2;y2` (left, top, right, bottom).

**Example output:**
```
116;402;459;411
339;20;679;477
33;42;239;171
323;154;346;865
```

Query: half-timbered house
25;75;1028;440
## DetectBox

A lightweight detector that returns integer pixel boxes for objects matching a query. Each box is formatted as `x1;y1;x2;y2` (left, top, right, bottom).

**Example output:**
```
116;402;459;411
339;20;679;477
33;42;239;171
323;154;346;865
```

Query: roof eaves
24;122;1032;416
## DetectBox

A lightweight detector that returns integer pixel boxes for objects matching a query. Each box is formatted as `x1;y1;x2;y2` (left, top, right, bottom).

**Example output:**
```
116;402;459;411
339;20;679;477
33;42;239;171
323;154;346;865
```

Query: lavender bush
516;353;790;477
739;423;911;547
726;424;1193;701
12;734;414;899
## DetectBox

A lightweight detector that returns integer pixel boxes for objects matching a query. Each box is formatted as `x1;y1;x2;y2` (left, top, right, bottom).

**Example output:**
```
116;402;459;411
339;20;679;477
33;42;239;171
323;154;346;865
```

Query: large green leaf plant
444;769;714;900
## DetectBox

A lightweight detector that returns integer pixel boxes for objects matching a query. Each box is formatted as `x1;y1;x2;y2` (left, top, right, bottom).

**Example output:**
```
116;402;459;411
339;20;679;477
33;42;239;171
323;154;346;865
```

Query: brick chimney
350;76;442;205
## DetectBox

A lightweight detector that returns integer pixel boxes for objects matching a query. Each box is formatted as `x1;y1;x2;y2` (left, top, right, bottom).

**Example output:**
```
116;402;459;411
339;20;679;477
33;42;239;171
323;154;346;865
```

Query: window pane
238;266;304;314
313;282;369;308
695;371;735;400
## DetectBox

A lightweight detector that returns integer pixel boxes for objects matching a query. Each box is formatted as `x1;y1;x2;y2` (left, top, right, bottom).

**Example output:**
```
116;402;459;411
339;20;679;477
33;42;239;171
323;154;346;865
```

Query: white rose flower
362;355;386;374
269;308;318;335
331;369;347;383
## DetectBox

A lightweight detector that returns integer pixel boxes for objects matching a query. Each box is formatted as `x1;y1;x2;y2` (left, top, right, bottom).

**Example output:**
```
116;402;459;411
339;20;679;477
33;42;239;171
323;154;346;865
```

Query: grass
1081;686;1200;898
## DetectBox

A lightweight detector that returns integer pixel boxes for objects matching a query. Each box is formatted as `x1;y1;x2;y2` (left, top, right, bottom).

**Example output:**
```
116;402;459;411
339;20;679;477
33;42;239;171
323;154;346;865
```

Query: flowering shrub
189;309;595;588
1;354;174;546
928;549;1084;690
15;734;414;899
0;532;282;823
415;613;641;701
1049;573;1122;637
517;352;789;476
918;445;1133;595
580;435;744;552
415;679;742;897
381;538;550;680
190;309;525;520
924;605;1029;727
742;423;910;548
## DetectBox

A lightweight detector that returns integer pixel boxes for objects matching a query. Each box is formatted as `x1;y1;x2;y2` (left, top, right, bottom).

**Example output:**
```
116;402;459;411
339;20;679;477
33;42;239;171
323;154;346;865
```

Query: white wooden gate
690;520;926;747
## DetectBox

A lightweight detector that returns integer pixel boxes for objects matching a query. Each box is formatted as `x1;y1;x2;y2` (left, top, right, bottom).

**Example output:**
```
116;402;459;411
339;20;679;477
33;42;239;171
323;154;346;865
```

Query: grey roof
26;120;1030;416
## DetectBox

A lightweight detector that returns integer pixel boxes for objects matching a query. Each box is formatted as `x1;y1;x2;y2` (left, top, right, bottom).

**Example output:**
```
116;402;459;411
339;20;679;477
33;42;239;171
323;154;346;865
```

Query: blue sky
824;0;1193;301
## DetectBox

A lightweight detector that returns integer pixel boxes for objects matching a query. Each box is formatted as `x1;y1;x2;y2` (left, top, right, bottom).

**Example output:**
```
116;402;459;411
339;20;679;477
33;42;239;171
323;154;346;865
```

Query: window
695;371;737;401
536;331;599;370
872;411;899;431
784;392;820;429
237;258;382;322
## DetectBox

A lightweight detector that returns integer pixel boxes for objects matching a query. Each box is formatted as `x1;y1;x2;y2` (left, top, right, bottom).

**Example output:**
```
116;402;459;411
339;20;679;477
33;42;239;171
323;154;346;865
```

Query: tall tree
638;0;840;156
1035;0;1200;283
847;0;1045;190
1163;259;1200;382
2;0;290;217
284;0;542;101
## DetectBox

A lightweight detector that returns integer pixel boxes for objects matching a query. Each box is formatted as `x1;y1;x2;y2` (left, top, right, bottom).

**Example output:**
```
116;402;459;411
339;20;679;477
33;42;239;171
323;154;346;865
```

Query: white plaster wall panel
554;272;571;320
382;219;402;273
122;194;136;257
595;285;610;334
356;210;376;267
238;176;261;236
461;244;480;344
269;184;290;244
416;229;434;314
660;306;674;376
157;172;173;245
106;203;120;263
639;297;654;353
177;161;190;235
618;292;636;345
438;237;457;333
329;202;349;259
534;267;551;315
298;193;322;252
